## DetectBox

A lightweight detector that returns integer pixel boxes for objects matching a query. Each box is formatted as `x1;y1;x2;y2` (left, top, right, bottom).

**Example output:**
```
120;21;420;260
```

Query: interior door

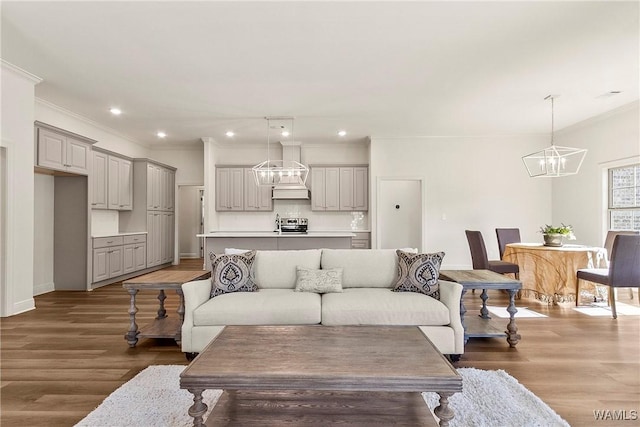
378;179;422;251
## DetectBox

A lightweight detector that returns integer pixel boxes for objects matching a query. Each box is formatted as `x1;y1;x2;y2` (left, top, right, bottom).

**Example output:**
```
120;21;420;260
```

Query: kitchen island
198;231;356;255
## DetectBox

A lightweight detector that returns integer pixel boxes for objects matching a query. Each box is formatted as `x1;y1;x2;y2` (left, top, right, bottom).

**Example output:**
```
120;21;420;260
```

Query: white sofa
181;248;464;357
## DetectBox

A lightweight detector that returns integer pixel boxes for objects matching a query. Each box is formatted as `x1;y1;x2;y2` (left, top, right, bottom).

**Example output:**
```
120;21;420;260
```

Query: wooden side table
439;269;522;348
123;270;210;347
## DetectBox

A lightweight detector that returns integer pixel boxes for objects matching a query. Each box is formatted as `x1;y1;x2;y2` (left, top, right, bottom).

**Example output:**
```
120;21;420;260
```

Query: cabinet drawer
93;236;124;248
123;234;147;244
351;239;370;249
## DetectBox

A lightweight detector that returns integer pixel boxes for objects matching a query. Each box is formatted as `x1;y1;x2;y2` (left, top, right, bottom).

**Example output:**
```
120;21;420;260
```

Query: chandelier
252;117;309;186
522;95;587;177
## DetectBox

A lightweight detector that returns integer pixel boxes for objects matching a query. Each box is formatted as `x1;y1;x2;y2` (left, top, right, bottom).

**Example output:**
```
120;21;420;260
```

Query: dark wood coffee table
180;325;462;426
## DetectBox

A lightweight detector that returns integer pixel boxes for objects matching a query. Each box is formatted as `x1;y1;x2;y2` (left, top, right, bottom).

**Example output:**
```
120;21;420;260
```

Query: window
608;164;640;231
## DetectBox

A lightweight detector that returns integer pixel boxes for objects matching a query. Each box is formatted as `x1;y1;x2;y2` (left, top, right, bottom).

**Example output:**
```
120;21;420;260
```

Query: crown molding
555;101;640;136
1;60;42;84
35;97;151;149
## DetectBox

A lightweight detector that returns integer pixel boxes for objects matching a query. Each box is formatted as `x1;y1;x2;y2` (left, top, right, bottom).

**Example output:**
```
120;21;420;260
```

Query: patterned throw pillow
295;267;343;294
210;250;258;298
392;250;445;299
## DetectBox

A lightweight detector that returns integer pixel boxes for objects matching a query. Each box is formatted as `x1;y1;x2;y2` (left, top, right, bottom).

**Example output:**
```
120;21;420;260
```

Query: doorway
377;178;423;251
178;185;204;258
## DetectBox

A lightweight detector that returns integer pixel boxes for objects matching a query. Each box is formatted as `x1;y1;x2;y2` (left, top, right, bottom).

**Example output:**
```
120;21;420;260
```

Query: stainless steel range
277;217;308;234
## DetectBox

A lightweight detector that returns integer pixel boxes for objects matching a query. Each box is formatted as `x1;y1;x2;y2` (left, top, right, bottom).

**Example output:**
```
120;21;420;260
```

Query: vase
543;233;564;247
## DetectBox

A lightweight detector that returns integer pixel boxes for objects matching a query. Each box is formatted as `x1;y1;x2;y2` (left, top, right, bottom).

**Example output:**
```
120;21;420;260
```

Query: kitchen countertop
198;231;356;238
92;231;147;238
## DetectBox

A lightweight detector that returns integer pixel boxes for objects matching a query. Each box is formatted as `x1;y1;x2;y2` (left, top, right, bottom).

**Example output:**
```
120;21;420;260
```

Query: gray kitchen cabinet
311;167;340;211
92;236;125;282
244;168;273;211
120;159;176;268
339;167;368;211
35;122;95;175
91;151;108;209
147;211;163;267
216;167;244;211
351;232;371;249
108;155;133;210
123;234;147;274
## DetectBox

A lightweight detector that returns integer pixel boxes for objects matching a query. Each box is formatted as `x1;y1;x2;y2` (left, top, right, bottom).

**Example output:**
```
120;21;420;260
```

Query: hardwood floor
1;259;639;426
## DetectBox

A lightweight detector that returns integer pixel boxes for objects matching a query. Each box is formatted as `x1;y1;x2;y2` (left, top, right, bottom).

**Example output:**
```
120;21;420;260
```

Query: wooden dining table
502;243;607;305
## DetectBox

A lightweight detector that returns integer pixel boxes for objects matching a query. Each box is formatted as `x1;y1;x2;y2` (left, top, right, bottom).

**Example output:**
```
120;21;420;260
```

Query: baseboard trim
12;298;35;315
180;253;199;258
33;281;55;296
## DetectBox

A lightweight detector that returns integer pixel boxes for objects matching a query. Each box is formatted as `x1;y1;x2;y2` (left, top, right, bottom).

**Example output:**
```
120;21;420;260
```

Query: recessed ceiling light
225;131;235;137
109;107;122;115
597;91;622;98
281;131;290;137
338;130;347;137
157;131;167;138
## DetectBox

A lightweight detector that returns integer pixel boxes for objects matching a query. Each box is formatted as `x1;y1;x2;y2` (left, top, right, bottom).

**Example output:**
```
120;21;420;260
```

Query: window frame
608;163;640;231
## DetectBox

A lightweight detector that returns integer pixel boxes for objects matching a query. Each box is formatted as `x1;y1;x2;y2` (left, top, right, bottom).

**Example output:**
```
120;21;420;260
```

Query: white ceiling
1;1;638;148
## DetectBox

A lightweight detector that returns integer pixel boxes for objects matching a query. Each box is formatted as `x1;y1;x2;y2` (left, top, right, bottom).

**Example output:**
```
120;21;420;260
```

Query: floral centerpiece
539;224;575;247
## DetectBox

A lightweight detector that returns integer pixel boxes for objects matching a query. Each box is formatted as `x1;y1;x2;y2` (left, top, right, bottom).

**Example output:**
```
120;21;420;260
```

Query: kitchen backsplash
216;200;369;231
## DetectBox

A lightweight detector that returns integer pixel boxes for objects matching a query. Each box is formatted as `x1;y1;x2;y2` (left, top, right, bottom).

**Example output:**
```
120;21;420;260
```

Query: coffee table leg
157;289;167;319
176;288;185;345
125;289;139;347
506;289;521;347
434;392;455;427
188;388;208;427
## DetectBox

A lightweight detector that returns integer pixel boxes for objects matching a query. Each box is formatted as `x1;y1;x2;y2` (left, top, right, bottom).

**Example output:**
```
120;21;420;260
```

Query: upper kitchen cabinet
108;155;133;210
216;167;244;211
35;121;96;175
244;168;273;211
91;151;108;209
91;148;133;211
310;167;340;211
145;163;175;211
339;167;368;211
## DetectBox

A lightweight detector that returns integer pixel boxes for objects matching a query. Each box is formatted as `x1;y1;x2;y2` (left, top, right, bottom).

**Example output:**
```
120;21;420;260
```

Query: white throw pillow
295;267;343;294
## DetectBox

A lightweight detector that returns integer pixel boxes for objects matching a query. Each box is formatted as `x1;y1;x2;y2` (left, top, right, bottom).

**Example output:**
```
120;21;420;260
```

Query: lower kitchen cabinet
92;234;147;283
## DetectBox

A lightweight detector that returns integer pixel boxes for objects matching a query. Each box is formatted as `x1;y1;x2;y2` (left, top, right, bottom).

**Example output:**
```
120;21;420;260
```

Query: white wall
33;174;54;295
370;135;551;268
1;62;41;316
150;146;204;186
552;102;640;247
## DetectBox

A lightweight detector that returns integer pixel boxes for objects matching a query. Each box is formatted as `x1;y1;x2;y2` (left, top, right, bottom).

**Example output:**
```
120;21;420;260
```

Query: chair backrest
465;230;490;269
609;234;640;288
495;228;521;258
604;230;640;261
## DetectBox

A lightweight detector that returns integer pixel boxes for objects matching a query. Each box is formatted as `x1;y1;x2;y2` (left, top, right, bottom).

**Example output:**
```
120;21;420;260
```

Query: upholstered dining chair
604;230;639;300
465;230;520;279
496;228;521;259
576;234;640;319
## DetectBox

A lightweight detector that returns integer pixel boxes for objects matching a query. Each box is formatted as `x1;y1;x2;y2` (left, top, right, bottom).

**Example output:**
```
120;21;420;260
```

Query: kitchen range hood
271;142;310;200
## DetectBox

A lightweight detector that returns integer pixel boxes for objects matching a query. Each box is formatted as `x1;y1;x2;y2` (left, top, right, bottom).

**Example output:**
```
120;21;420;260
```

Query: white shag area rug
75;365;569;427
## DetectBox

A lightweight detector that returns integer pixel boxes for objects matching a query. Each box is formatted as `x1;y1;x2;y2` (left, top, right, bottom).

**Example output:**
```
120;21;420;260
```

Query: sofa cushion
295;267;343;294
209;250;258;298
392;250;444;299
193;289;321;326
321;288;450;326
254;250;322;289
321;249;409;288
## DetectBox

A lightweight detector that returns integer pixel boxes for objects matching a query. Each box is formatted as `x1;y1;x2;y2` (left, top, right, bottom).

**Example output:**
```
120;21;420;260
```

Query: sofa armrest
182;279;212;328
438;279;465;354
